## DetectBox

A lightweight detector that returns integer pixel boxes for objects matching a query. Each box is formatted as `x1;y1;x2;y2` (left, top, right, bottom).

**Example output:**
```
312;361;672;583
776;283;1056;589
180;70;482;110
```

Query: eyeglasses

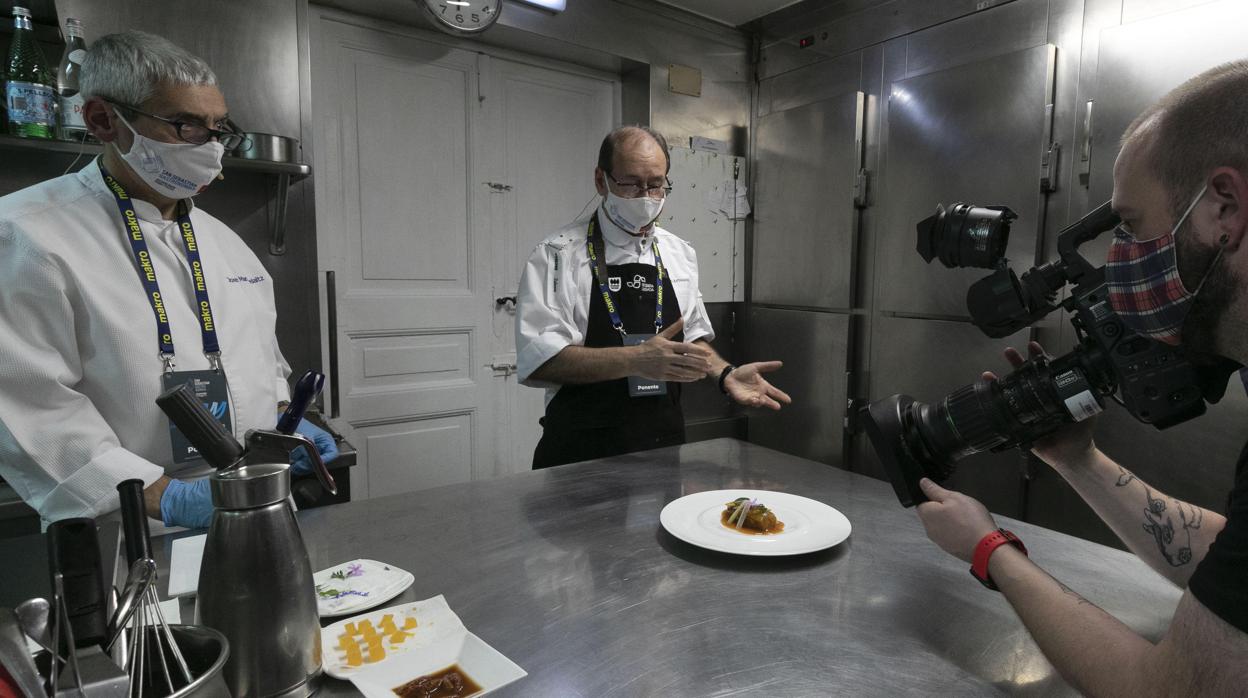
607;172;672;199
113;102;246;150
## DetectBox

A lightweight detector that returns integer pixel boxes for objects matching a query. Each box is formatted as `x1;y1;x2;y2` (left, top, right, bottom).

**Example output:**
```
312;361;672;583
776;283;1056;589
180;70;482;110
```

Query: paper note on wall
704;181;750;220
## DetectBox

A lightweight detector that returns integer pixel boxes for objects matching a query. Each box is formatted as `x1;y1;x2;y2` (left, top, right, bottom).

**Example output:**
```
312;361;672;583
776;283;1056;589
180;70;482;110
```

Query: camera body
863;201;1217;507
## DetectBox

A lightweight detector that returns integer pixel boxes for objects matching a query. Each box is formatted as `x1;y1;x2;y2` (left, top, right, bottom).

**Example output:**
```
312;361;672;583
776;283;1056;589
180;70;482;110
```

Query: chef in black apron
516;126;791;469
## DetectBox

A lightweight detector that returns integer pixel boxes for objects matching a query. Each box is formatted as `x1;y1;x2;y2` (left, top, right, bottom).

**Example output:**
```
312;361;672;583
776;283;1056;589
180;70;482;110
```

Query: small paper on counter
166;533;206;597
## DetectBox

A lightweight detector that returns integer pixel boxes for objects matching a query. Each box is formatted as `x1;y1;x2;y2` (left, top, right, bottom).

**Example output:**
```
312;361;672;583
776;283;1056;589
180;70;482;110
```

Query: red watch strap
970;529;1027;591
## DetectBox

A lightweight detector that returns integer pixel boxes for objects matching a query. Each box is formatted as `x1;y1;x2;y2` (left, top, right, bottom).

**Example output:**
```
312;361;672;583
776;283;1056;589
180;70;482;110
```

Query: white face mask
114;112;224;199
602;190;665;235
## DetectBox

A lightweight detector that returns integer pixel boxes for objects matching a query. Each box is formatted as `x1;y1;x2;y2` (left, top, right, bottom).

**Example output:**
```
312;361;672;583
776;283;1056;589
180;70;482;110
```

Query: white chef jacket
516;207;716;406
0;160;291;524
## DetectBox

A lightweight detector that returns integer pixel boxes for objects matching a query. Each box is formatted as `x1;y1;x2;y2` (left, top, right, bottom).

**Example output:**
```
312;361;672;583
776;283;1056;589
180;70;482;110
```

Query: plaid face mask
1105;185;1218;345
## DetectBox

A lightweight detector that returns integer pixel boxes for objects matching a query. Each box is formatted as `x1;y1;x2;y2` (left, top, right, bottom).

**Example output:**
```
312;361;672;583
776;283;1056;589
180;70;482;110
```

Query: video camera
862;200;1231;507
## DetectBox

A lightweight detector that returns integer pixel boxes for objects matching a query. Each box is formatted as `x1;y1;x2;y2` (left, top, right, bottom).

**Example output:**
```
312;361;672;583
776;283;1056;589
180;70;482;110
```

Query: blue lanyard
100;163;221;371
586;216;664;337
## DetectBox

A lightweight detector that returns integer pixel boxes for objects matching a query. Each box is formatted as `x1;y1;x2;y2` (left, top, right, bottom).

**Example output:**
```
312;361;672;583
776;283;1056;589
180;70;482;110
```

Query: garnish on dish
393;664;481;698
721;497;785;535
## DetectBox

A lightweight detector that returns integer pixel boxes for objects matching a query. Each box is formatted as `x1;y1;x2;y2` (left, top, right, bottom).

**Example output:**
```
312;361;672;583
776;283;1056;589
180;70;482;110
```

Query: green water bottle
5;5;56;139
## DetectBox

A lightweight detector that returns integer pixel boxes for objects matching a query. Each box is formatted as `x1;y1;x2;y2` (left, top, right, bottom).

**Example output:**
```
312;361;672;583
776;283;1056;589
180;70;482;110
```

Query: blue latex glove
159;478;214;530
290;418;339;475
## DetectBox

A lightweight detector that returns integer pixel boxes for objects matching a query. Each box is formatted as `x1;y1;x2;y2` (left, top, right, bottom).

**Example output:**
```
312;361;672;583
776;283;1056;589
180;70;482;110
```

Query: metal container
143;625;231;698
196;455;322;698
234;133;298;163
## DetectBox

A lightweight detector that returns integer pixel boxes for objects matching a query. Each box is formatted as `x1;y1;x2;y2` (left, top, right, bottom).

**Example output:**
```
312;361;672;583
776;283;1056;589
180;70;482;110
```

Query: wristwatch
970;528;1027;591
718;365;737;394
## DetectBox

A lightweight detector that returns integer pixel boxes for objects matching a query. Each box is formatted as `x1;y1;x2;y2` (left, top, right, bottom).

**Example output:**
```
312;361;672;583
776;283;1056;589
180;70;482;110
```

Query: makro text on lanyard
586;216;664;337
100;163;221;372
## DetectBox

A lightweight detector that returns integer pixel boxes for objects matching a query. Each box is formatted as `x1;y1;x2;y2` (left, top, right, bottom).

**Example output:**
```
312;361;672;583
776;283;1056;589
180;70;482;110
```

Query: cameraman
916;61;1248;695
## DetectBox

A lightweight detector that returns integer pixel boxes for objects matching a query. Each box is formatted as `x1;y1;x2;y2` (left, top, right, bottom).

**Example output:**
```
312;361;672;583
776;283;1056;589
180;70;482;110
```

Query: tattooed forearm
1140;486;1203;566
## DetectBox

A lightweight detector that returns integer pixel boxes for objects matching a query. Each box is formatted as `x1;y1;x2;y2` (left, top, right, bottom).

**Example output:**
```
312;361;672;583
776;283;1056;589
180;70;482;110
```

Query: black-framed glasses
113;102;246;150
607;172;672;199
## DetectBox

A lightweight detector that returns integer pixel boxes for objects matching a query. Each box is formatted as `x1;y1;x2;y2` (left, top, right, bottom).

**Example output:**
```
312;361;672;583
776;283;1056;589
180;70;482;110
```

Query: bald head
597;126;670;177
594;126;671;203
1119;60;1248;223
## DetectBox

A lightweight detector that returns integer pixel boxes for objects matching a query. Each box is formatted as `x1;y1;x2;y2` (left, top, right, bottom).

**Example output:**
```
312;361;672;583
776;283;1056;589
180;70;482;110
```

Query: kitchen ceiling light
515;0;567;11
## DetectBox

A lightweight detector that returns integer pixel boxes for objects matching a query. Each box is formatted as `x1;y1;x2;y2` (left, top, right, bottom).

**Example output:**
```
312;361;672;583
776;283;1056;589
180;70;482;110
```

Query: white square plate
348;631;527;698
314;559;415;617
321;595;464;679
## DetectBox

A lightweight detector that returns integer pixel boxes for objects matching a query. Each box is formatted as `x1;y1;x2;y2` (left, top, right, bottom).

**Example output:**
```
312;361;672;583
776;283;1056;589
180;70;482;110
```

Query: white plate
321;595;466;679
659;489;851;556
349;631;527;698
314;559;415;617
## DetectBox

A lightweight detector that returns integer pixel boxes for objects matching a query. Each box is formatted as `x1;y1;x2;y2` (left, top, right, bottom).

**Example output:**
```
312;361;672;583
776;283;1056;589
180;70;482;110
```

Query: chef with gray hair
0;30;337;530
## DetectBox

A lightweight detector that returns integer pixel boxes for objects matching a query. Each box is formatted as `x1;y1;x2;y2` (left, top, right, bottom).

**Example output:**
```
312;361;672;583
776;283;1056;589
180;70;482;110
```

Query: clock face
422;0;501;34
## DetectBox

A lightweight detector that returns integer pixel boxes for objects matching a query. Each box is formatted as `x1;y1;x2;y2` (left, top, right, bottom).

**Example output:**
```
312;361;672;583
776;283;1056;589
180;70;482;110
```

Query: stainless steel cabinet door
876;44;1055;317
752;92;864;309
1087;0;1248;204
867;315;1032;518
740;307;849;466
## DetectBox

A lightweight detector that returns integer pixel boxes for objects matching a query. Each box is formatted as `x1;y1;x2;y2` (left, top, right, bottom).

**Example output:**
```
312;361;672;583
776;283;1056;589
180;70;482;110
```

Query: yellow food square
335;613;421;668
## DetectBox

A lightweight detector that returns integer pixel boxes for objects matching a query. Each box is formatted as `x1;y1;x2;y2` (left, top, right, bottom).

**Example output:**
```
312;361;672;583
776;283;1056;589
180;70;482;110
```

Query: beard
1176;224;1236;363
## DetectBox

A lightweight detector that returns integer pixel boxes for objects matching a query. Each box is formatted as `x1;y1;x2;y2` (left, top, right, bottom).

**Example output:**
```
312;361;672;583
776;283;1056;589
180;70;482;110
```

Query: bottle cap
66;17;82;29
12;6;32;18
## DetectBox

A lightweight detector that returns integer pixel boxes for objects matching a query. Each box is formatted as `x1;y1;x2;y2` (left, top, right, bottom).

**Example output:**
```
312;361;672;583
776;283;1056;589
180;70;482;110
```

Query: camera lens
863;354;1099;507
916;203;1017;270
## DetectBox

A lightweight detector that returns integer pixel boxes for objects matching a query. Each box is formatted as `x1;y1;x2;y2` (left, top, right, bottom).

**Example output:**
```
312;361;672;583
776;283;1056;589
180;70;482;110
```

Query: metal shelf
0;133;310;254
0;133;311;181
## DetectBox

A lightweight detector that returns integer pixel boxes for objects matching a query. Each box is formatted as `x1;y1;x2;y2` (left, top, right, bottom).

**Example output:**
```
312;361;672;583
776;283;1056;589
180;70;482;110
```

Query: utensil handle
277;370;325;435
46;519;108;649
156;383;246;469
116;479;151;568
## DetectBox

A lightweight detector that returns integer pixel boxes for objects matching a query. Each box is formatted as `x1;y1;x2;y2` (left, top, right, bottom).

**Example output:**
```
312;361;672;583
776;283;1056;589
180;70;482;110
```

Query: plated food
336;612;421;669
721;497;785;534
393;664;482;698
660;489;852;556
314;559;415;617
322;596;464;679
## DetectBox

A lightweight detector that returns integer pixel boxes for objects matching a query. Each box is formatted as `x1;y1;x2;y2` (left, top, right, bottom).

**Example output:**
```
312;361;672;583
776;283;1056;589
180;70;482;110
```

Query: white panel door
312;17;494;497
482;56;617;475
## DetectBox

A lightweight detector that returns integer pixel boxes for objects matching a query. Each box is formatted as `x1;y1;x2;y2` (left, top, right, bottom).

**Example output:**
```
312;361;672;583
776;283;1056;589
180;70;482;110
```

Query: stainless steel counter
277;438;1178;697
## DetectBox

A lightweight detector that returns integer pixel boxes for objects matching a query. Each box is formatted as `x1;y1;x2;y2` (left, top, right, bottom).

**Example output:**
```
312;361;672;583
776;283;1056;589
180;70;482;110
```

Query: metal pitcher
195;430;333;698
156;383;337;698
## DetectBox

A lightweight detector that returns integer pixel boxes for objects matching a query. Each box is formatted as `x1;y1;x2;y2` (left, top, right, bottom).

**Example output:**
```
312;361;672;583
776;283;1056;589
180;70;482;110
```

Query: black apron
532;220;686;469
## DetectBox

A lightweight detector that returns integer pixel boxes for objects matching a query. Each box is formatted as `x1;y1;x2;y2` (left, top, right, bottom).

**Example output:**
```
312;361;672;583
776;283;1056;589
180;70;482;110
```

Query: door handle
490;354;518;377
489;361;518;376
326;270;340;418
495;296;517;308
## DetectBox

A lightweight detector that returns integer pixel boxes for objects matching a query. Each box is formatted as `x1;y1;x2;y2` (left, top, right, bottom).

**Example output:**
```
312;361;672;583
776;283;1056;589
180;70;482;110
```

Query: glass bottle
56;17;88;141
5;6;56;139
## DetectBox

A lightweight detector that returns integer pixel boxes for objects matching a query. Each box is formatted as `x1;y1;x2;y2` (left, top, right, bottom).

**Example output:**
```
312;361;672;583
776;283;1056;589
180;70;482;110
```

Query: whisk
103;561;193;697
110;480;195;697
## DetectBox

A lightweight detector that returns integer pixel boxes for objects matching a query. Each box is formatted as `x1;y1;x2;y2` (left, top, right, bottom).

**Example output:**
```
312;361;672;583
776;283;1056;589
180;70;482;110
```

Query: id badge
162;370;233;464
622;335;667;397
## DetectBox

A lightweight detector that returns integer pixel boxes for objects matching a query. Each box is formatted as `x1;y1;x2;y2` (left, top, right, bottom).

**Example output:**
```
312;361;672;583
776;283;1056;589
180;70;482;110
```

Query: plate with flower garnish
314;559;415;617
660;490;851;556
